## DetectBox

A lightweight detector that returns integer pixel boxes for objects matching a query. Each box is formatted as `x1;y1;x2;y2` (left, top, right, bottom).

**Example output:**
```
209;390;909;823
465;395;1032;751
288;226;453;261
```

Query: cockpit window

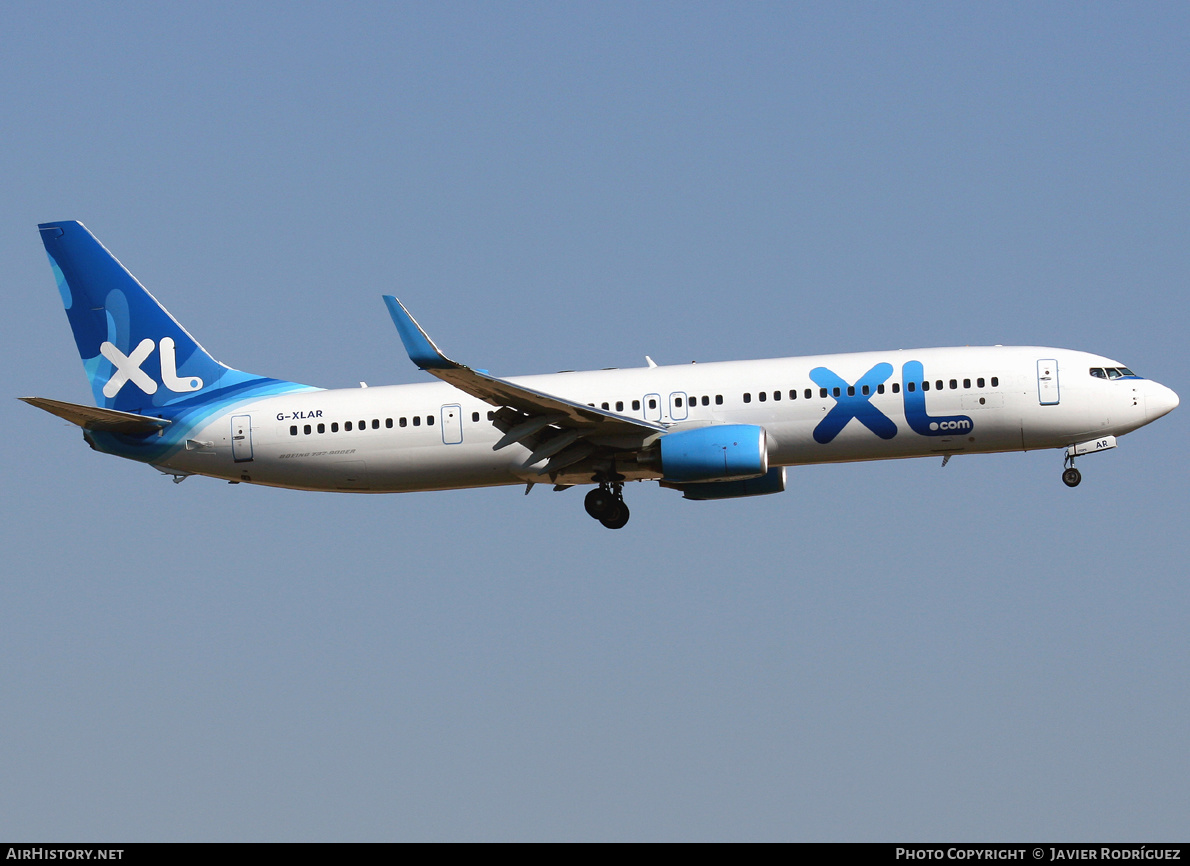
1093;366;1139;379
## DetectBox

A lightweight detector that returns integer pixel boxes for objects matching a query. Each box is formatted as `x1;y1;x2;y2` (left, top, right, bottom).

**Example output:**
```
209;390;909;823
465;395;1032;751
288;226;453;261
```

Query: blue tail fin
39;221;311;413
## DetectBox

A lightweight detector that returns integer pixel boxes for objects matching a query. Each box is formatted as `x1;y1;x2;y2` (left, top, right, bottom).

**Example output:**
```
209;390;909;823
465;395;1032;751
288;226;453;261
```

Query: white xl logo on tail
99;337;204;398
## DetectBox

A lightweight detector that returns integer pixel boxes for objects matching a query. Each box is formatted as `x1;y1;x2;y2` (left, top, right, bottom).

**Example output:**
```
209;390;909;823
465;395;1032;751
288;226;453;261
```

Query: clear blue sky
2;1;1187;841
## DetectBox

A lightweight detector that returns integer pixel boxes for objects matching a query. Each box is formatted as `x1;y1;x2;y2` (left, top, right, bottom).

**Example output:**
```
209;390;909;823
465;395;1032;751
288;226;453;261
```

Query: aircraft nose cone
1147;383;1179;420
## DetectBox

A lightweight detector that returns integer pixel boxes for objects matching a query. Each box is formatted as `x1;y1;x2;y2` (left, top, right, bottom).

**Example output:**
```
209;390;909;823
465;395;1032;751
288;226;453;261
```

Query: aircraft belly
352;442;519;492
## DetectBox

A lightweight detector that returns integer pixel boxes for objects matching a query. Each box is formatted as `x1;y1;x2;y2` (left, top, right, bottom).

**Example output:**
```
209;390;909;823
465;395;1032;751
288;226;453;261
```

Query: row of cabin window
591;395;726;412
291;410;489;436
291;417;429;435
742;377;1000;403
670;395;722;408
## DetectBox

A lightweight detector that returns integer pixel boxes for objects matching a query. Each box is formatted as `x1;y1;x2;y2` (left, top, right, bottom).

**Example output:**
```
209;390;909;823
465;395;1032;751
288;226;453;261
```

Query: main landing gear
1062;453;1082;488
584;478;630;529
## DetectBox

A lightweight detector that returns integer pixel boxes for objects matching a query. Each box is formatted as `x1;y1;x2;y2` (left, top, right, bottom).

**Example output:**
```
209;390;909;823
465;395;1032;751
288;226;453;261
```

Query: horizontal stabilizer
20;396;170;435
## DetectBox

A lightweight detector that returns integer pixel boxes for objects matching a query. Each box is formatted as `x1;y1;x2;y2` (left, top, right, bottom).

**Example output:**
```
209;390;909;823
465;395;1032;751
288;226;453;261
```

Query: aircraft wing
21;396;170;435
384;296;665;472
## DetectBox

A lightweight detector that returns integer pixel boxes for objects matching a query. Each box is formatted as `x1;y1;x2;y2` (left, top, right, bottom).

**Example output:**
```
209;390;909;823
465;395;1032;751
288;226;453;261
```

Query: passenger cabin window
892;383;900;393
472;412;480;422
832;387;841;398
385;418;393;428
648;398;657;409
907;382;916;392
702;396;710;406
317;423;325;433
427;415;434;425
743;393;752;403
758;392;766;402
372;419;380;429
290;425;297;436
991;377;999;387
963;378;971;389
876;384;884;394
805;389;812;399
819;388;827;398
922;381;930;391
977;378;985;388
345;421;353;431
616;401;624;411
847;386;855;397
772;390;780;401
332;422;339;432
632;400;641;411
303;424;311;435
789;389;797;400
400;417;407;427
601;402;609;410
715;395;723;405
413;417;421;426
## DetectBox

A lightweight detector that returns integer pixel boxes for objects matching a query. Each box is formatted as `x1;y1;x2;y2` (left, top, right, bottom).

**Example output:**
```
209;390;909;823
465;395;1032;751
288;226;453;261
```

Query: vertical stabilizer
38;221;311;414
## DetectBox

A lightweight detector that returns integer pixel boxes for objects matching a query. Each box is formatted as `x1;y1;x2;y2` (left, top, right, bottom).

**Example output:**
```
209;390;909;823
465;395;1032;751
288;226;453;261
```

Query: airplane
23;220;1179;529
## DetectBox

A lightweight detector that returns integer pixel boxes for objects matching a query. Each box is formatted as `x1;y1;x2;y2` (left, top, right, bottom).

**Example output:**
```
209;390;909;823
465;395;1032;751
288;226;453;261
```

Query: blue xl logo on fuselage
811;360;974;444
899;360;974;436
810;363;897;443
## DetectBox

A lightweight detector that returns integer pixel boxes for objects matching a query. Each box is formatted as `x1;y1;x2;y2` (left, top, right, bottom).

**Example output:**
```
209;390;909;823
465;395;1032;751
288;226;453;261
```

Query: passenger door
1037;359;1060;405
231;415;253;462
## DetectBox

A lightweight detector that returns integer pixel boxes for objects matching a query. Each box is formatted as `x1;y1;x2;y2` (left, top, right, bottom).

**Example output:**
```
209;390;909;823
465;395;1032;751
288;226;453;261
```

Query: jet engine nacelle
657;424;769;482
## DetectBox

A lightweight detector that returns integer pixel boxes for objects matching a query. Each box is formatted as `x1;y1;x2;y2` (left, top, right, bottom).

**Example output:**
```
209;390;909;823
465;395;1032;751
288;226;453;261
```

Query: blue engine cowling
659;424;768;482
668;467;787;500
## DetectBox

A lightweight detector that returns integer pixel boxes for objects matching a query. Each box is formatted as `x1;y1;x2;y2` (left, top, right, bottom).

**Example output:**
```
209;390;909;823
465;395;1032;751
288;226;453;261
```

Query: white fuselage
156;345;1176;493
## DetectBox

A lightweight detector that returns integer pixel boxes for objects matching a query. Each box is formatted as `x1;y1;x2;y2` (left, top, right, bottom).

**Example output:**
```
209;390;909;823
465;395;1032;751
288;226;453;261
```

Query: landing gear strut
584;476;630;529
1062;453;1082;488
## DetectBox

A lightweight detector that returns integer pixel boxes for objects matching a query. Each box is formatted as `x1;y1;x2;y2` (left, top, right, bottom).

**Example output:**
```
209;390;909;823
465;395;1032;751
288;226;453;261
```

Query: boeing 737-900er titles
23;221;1180;529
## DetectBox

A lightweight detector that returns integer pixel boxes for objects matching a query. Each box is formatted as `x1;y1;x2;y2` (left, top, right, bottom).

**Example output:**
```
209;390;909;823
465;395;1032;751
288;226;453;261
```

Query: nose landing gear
584;478;630;529
1061;437;1118;487
1062;453;1082;488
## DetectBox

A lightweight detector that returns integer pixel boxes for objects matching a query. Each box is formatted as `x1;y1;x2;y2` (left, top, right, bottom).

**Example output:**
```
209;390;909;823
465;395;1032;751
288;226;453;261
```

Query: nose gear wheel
1062;452;1082;487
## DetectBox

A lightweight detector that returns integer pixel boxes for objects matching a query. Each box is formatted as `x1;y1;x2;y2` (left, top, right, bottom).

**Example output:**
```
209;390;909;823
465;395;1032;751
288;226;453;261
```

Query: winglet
383;296;458;371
